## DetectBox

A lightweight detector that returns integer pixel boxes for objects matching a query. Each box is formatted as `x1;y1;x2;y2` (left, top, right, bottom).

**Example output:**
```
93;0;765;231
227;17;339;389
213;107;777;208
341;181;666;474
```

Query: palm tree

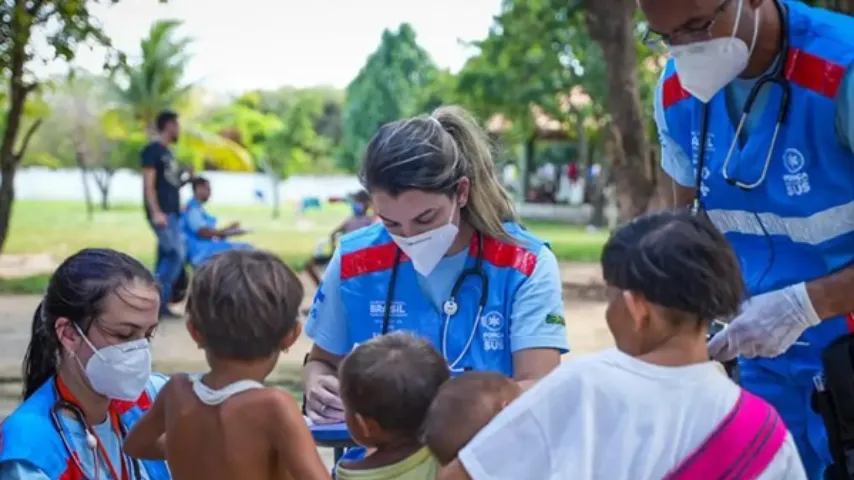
110;20;252;171
112;19;194;132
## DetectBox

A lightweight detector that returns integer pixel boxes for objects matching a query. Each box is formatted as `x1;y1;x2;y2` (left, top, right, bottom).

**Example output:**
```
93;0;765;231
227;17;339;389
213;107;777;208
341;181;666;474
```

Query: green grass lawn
0;200;608;294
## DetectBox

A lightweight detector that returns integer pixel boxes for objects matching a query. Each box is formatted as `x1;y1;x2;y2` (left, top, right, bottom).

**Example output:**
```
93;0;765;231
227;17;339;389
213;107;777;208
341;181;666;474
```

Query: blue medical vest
0;375;171;479
338;222;545;376
662;0;854;360
182;198;218;268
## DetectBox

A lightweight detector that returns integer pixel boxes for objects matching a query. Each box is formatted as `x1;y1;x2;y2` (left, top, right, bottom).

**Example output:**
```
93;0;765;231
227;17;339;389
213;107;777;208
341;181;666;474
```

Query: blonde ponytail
432;106;518;243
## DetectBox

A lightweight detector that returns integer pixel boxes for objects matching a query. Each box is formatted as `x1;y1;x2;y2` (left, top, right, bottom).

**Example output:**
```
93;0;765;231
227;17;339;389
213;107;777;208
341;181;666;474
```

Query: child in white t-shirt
438;210;807;480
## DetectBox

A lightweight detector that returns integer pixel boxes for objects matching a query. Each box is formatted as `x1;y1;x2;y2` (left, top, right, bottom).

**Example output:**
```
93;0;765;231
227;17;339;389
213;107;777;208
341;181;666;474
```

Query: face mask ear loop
74;324;102;360
748;6;761;55
731;0;745;40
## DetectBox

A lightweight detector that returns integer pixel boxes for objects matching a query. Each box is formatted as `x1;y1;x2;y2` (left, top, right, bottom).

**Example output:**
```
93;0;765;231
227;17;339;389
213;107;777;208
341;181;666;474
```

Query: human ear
280;323;303;352
455;178;470;208
622;291;651;332
54;317;82;353
186;319;205;349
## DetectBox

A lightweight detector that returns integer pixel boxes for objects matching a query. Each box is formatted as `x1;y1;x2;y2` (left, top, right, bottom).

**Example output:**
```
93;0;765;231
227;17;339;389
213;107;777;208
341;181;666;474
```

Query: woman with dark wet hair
0;248;171;480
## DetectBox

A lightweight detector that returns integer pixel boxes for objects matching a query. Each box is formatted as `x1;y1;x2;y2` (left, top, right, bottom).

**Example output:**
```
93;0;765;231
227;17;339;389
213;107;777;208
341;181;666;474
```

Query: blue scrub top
306;242;569;358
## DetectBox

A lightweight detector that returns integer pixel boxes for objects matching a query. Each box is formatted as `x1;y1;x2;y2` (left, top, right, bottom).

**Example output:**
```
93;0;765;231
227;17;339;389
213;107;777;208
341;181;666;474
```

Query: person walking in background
141;110;191;318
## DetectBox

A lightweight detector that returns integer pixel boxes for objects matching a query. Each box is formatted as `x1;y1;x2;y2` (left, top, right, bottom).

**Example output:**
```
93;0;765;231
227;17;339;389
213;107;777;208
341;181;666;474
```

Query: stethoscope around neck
50;378;143;480
693;0;792;212
382;232;489;373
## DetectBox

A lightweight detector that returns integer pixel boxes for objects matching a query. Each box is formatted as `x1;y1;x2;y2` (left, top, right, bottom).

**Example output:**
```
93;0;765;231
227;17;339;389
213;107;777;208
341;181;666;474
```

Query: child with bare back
123;249;329;480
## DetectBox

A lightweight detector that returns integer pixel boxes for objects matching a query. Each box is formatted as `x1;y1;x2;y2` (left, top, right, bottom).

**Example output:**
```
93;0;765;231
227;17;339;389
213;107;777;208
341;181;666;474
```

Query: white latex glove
707;282;820;361
305;373;346;424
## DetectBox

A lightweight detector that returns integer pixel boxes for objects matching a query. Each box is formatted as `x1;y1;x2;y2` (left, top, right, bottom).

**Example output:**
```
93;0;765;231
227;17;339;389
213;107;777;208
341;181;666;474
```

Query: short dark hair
422;371;521;465
186;250;304;359
156;110;178;133
601;209;745;325
191;177;209;191
339;333;450;435
352;190;370;203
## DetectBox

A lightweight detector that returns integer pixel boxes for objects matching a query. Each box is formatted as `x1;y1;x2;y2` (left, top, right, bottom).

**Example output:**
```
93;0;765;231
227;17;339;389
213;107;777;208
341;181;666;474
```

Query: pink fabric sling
664;390;788;480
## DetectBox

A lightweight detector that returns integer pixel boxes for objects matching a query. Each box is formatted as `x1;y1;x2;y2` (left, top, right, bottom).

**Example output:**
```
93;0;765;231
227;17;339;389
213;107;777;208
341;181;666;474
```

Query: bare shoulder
162;373;192;393
241;388;305;427
156;373;193;404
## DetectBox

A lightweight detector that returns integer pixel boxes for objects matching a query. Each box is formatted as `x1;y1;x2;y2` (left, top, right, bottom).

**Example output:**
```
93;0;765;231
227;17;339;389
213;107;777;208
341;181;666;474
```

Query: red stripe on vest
59;455;86;480
111;390;153;415
340;233;538;279
470;235;537;277
662;74;691;109
845;312;854;332
785;48;846;98
340;242;409;280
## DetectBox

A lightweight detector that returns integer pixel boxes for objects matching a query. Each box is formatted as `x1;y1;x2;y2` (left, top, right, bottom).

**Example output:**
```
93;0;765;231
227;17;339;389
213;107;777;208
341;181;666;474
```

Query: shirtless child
123;250;329;480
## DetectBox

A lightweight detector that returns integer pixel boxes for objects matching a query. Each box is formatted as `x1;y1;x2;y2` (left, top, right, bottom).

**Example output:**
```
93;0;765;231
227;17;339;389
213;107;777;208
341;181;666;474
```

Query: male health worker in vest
302;107;568;425
644;0;854;477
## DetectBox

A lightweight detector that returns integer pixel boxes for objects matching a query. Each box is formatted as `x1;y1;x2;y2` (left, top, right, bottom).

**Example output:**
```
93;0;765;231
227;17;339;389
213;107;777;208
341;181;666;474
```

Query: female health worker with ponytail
303;106;568;424
0;248;171;480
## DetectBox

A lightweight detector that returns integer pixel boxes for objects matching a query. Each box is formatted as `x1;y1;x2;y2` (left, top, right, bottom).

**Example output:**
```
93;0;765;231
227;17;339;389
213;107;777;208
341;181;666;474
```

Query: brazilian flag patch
545;314;565;326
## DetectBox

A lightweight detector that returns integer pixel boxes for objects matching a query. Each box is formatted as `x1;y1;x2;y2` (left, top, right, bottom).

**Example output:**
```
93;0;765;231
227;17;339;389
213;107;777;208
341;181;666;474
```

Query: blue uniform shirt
0;374;170;479
654;5;854;477
655;61;854;186
306;242;568;358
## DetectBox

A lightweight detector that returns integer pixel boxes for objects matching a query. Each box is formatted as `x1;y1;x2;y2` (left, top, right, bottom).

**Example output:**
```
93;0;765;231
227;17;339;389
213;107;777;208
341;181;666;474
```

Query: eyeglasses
641;0;734;52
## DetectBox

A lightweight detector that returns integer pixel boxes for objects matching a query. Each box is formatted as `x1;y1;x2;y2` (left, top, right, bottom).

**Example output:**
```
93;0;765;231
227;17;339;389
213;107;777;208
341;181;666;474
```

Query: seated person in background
439;210;807;480
306;190;375;286
336;332;448;480
123;250;329;480
182;177;252;269
422;372;521;466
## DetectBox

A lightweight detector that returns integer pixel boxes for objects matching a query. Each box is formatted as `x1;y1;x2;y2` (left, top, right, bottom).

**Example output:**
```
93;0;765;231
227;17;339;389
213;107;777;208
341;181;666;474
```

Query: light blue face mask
351;202;366;216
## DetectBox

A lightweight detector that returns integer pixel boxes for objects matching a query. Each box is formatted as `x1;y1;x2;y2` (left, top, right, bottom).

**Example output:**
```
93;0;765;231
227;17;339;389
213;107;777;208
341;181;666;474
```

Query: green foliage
198;86;344;178
338;23;442;171
110;19;194;129
457;0;662;148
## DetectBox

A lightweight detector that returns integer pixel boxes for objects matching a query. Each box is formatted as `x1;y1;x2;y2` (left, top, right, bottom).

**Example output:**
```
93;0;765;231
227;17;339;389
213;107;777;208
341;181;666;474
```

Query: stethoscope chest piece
443;299;459;316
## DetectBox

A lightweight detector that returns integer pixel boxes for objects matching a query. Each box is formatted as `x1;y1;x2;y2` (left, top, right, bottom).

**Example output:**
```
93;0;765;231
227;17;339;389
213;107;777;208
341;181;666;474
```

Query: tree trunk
583;0;656;223
75;151;95;220
271;172;281;219
521;137;536;201
0;166;16;251
92;169;114;211
0;2;41;253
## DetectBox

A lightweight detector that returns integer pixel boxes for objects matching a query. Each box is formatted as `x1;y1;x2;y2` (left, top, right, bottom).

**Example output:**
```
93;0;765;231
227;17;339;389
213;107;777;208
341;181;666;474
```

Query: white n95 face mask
76;327;152;401
390;204;459;276
669;0;760;103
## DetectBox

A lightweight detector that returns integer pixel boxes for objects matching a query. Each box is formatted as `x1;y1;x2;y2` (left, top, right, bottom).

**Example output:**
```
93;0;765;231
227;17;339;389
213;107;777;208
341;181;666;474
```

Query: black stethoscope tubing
50;389;143;480
695;0;791;206
381;232;489;335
